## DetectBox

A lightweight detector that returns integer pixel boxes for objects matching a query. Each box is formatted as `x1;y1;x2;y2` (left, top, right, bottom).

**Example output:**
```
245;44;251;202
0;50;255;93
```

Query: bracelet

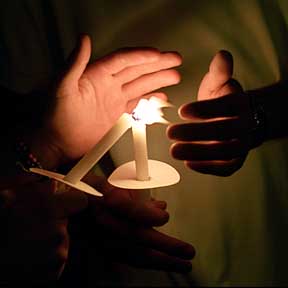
248;92;267;148
15;139;43;173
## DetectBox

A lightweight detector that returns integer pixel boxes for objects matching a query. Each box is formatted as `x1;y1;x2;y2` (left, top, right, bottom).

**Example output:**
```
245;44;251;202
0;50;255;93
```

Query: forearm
248;80;288;142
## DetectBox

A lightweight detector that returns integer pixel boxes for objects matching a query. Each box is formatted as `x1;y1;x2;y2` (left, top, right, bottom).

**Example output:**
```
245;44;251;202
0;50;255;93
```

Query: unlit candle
64;113;132;184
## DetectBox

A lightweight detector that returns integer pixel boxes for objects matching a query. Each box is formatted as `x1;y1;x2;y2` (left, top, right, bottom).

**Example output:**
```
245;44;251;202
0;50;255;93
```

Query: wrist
247;81;288;142
16;89;70;171
25;129;67;171
246;90;267;148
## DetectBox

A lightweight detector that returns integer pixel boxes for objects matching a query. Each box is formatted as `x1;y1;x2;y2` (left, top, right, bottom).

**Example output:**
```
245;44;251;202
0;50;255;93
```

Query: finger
132;248;192;273
86;174;169;226
135;228;195;260
89;204;195;260
198;50;233;100
126;92;167;113
63;34;91;85
95;47;161;75
106;189;170;227
123;69;180;101
167;117;246;141
96;237;192;273
185;157;247;176
179;92;248;120
151;200;167;210
112;244;192;273
115;52;182;83
170;139;248;161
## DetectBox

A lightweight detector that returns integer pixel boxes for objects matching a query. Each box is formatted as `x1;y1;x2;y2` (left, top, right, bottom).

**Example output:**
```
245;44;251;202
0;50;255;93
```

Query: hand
168;50;254;176
0;179;87;285
82;175;195;272
40;35;181;165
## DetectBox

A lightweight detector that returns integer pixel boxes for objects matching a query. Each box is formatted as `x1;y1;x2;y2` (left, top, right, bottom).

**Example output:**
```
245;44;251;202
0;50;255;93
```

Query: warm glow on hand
46;35;181;161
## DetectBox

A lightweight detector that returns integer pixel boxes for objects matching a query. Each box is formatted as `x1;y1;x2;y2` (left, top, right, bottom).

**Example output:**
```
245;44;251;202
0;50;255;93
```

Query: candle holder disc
108;159;180;189
30;168;103;196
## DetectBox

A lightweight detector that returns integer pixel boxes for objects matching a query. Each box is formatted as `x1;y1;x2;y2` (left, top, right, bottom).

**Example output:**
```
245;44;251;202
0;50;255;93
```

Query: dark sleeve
0;85;50;184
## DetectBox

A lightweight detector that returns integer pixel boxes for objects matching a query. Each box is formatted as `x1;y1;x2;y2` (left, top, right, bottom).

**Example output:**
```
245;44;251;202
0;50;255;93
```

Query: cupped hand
82;174;195;273
168;50;254;176
45;35;182;162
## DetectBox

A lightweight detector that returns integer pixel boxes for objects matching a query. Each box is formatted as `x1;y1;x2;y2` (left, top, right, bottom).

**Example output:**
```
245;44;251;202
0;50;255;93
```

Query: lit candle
106;97;180;200
130;97;169;182
64;113;132;184
132;121;149;181
30;97;176;198
65;97;168;185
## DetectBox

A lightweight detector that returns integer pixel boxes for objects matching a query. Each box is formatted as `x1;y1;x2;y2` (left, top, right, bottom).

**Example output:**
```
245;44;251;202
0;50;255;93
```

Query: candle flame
131;97;171;125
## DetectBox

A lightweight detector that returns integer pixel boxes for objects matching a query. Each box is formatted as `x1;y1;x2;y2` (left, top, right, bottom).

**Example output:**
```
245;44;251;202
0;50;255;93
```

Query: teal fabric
1;0;288;286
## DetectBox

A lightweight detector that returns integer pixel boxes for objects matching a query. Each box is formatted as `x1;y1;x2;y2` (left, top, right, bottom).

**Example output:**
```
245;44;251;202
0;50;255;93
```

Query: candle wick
132;111;141;122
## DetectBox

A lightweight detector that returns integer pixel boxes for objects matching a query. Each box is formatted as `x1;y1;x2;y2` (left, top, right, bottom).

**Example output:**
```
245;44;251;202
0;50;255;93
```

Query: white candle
64;113;132;184
132;121;149;181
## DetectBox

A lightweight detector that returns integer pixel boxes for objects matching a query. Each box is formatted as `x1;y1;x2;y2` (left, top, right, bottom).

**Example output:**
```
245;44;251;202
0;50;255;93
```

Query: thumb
198;50;233;100
63;34;91;84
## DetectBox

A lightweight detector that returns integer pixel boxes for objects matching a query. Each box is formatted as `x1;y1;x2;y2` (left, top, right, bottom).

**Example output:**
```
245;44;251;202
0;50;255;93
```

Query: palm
52;71;124;159
48;35;181;160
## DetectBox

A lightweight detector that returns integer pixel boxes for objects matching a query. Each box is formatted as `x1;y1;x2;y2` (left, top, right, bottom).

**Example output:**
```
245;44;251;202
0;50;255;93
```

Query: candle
30;97;176;198
64;113;132;184
130;97;169;182
132;121;149;181
107;97;180;200
65;97;169;185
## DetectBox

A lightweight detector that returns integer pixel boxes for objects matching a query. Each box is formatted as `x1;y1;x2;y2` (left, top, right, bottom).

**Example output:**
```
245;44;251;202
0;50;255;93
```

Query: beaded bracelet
248;92;267;148
15;139;43;173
